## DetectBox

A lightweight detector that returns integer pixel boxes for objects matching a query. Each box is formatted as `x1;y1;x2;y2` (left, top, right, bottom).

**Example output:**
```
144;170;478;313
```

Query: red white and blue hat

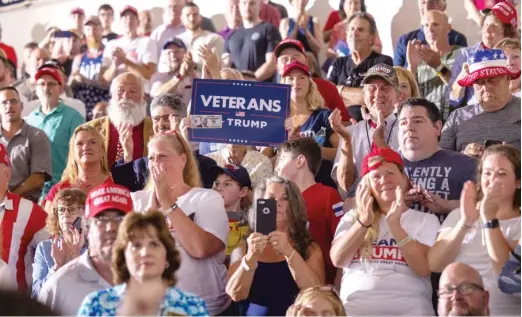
457;48;521;87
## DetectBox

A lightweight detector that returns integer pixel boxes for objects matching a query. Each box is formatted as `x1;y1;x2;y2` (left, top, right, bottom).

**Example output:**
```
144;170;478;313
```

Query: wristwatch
165;202;178;216
435;63;450;76
483;219;500;229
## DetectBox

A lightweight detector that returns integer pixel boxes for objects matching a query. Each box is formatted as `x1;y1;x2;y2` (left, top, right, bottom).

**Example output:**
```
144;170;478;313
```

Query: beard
108;98;147;127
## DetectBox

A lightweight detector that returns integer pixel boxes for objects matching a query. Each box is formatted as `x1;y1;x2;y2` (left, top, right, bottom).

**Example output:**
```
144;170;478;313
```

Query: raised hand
406;39;422;69
268;231;294;257
178;117;192;142
117;278;168;316
246;232;269;259
460;181;479;227
63;228;83;262
328;109;350;140
285;118;302;140
462;142;485;158
117;123;134;162
417;45;442;69
480;181;503;222
358;183;375;226
386;186;408;226
373;109;386;148
50;237;66;270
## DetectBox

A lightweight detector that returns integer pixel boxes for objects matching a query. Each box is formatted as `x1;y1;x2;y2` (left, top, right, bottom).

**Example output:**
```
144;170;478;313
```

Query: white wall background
0;0;510;63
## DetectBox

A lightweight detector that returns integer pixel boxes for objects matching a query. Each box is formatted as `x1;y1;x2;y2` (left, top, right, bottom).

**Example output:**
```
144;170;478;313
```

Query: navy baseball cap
163;38;186;50
211;164;252;189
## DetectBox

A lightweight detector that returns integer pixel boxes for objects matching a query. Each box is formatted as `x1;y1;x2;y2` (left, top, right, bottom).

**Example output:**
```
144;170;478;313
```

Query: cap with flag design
361;63;399;88
0;143;9;167
361;147;404;177
85;183;133;219
492;1;518;28
458;48;521;87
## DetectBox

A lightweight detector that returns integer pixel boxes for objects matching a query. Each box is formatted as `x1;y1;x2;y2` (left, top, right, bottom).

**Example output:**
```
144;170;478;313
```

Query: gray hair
150;93;187;116
109;72;145;99
346;12;377;35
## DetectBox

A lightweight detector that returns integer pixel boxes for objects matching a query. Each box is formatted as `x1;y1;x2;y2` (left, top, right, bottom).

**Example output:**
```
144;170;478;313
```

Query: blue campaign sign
189;79;290;147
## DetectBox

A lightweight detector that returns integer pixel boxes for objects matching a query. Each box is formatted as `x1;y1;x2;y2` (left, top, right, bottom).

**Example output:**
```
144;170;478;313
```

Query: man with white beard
83;72;153;167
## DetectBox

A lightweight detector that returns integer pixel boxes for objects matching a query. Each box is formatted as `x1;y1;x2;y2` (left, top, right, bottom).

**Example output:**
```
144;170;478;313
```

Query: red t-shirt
0;43;17;68
44;177;114;205
313;77;351;121
323;10;341;32
302;183;344;285
108;121;145;167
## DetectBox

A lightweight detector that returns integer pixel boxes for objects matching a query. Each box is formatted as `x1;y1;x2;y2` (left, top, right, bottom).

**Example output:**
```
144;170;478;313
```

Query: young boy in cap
211;164;252;255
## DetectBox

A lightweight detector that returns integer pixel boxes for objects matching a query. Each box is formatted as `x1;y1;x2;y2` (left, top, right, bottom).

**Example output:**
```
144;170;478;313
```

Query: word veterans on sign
190;79;291;147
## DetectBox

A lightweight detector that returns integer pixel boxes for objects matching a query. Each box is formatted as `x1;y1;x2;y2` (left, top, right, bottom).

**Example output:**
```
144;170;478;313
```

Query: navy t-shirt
403;149;477;223
225;22;281;79
299;109;336;188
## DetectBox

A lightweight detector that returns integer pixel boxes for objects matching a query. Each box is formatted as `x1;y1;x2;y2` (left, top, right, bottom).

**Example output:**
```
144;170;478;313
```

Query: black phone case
255;199;277;235
71;217;82;233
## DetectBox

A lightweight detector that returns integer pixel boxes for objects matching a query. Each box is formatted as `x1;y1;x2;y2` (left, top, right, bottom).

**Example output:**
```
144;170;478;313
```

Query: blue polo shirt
394;27;468;68
25;101;85;198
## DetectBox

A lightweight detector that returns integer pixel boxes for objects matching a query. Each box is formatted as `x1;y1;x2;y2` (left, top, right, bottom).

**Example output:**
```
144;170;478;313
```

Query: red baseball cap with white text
85;183;133;219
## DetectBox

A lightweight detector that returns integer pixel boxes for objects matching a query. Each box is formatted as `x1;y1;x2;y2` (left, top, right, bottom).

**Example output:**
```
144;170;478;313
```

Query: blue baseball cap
163;38;186;50
211;164;252;189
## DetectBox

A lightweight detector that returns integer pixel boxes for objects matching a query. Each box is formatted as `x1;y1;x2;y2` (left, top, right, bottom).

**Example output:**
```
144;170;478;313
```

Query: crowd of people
0;0;520;316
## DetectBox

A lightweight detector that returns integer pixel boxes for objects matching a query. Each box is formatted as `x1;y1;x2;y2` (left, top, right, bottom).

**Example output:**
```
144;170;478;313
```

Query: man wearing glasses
437;262;490;316
24;67;85;198
37;183;132;315
111;93;217;191
0;87;52;202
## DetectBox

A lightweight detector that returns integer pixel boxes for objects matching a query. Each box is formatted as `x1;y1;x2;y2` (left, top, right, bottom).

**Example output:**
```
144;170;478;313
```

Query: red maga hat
85;183;133;219
282;60;310;77
361;147;404;177
35;68;62;85
492;1;518;28
274;39;306;58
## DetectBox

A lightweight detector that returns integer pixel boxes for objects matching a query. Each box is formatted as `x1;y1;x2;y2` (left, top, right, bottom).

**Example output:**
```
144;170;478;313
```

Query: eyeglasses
152;114;182;123
437;283;485;297
93;215;125;226
55;206;84;216
0;98;20;106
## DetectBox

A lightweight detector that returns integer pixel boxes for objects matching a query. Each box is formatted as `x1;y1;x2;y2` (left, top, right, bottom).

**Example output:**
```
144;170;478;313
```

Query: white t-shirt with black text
131;187;230;315
333;208;440;315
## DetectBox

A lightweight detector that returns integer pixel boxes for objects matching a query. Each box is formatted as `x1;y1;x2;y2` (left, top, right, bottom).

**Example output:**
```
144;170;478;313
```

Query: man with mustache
83;72;153;167
37;183;132;315
24;67;85;198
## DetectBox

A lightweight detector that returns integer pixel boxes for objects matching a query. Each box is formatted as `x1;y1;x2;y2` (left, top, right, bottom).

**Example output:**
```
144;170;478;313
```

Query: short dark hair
23;42;39;50
280;137;322;176
98;4;114;13
346;12;377;35
183;2;199;10
398;98;441;124
339;0;367;20
0;86;20;98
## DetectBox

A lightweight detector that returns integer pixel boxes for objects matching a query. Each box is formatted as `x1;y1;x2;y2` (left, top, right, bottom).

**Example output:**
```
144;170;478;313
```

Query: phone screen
71;217;82;234
255;199;277;235
484;139;502;148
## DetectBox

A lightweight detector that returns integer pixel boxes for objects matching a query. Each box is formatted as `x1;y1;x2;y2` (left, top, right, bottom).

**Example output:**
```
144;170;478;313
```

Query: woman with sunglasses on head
330;147;440;315
78;211;209;316
43;125;112;214
429;145;521;316
131;131;232;316
226;176;324;316
32;188;87;298
287;285;346;316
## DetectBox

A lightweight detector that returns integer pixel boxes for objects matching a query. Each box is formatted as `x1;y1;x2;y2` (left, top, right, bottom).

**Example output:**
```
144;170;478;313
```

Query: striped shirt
0;192;48;290
416;46;461;121
440;97;521;151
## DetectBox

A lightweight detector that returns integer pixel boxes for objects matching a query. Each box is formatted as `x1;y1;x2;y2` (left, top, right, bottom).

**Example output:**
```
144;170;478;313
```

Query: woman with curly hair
77;211;209;316
32;188;87;298
226;176;324;316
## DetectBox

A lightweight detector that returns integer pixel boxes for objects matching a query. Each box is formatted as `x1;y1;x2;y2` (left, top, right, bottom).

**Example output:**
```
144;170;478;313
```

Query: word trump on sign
190;79;291;147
